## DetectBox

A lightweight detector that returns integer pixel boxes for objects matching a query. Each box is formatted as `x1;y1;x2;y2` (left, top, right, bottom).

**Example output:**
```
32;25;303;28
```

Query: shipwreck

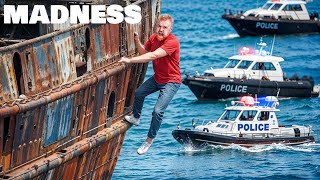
0;0;161;179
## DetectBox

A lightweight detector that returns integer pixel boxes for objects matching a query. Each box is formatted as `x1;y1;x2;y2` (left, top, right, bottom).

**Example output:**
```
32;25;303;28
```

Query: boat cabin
203;43;284;81
195;96;280;135
193;95;313;139
243;0;314;20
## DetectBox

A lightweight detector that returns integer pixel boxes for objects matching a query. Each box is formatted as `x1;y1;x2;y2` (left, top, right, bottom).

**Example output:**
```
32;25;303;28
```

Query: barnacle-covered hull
0;0;161;179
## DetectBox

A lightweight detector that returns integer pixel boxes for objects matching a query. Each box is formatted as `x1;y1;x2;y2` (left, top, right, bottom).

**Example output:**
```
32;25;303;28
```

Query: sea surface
113;0;320;179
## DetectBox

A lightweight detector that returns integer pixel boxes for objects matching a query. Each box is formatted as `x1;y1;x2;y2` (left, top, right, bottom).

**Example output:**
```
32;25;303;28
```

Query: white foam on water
221;34;239;39
239;143;318;153
180;142;319;154
183;144;197;152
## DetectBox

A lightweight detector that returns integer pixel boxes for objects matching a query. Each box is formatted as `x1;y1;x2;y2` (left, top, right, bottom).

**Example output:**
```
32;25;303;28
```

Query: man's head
156;14;174;41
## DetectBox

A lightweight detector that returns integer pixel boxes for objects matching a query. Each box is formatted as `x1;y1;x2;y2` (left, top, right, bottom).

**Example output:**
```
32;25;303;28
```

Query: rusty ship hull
0;0;161;179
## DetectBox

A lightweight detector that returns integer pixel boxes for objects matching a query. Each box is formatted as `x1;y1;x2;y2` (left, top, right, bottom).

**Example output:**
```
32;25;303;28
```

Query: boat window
13;52;24;95
107;91;115;118
262;3;273;10
204;73;214;76
216;124;229;128
283;4;303;11
252;62;276;71
221;125;229;128
258;111;269;121
237;60;253;69
85;28;91;49
270;3;282;10
239;110;257;121
225;59;240;68
220;110;240;121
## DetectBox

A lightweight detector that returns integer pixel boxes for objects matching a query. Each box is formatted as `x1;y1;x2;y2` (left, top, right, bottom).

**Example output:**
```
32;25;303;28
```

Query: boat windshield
220;110;241;121
258;111;270;121
225;59;240;68
239;110;257;121
252;62;276;70
262;3;273;10
270;3;282;10
237;60;253;69
283;4;303;11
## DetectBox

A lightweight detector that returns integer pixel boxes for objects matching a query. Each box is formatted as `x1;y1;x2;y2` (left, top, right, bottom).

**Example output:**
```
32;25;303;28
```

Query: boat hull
183;76;316;100
222;14;320;37
0;0;161;178
172;129;315;147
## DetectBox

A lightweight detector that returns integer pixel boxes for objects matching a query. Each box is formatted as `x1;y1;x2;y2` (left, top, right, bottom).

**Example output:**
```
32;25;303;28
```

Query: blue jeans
133;76;180;139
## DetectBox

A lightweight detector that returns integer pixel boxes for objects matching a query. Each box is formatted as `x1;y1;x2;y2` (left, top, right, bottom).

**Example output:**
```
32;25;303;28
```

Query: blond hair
158;14;174;26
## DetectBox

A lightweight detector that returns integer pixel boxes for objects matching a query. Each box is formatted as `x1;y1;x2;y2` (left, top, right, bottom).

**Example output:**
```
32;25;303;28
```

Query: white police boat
183;39;320;100
172;96;315;148
222;0;320;37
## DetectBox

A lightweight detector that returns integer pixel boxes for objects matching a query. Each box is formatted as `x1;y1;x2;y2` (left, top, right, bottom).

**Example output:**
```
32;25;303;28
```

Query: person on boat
119;14;181;155
258;62;266;70
259;112;268;120
258;63;270;80
240;115;247;121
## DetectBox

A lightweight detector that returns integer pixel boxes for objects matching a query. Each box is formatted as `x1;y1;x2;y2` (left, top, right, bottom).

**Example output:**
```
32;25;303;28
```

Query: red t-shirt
144;34;181;84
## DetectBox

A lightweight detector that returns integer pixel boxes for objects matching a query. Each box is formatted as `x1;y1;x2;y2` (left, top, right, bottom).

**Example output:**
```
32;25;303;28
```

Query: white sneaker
137;141;152;155
124;115;140;126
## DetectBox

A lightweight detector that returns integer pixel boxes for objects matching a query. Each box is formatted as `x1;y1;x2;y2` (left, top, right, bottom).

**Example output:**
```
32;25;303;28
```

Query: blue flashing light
256;96;278;107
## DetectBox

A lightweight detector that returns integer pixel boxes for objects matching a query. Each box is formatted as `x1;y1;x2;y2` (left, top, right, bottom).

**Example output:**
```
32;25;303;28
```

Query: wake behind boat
183;38;320;100
172;96;315;148
222;0;320;37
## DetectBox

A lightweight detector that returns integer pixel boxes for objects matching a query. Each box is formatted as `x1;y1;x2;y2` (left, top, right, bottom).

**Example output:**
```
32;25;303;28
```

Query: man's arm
134;32;148;55
119;48;168;64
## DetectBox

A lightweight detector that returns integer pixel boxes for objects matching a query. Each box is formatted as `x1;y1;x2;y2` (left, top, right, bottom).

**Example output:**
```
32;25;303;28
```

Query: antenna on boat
192;119;197;128
258;37;266;55
255;94;258;105
276;88;280;98
270;34;276;55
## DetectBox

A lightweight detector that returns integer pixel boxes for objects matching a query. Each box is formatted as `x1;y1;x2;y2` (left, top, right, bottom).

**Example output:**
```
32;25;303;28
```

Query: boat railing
310;12;319;20
192;119;212;127
223;9;243;16
224;8;232;15
278;125;313;137
198;131;312;138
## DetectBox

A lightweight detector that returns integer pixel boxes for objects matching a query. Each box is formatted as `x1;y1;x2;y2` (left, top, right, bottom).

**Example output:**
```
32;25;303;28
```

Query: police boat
222;0;320;37
183;39;320;100
172;96;315;148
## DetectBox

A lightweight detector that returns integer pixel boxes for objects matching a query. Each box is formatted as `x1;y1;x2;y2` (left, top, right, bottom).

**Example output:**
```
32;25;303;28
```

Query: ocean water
113;0;320;179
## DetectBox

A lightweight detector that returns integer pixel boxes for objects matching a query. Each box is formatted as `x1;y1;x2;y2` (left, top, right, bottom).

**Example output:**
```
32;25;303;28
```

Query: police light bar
239;96;255;106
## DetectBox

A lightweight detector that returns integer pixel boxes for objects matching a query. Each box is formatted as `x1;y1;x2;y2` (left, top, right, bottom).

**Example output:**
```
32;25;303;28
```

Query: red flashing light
240;96;255;106
239;47;253;55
